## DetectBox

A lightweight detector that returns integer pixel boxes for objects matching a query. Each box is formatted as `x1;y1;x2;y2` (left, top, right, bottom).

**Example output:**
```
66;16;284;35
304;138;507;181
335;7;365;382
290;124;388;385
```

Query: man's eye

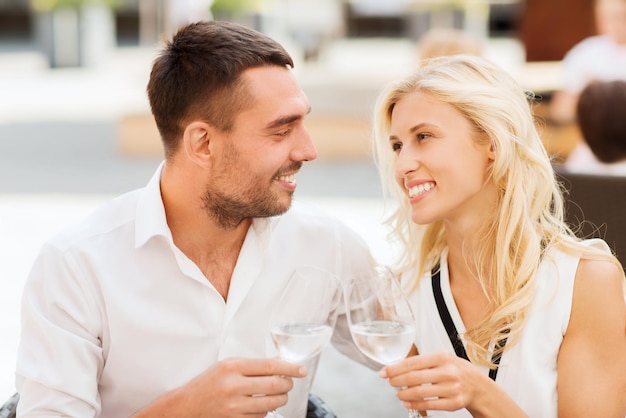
276;128;291;137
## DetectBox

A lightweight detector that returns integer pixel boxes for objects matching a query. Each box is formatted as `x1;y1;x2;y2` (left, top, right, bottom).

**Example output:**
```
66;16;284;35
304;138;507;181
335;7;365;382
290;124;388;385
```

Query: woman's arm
557;258;626;417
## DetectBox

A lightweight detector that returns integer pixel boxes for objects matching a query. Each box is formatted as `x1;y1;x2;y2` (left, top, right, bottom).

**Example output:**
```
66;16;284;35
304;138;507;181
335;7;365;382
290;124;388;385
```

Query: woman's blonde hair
372;54;622;367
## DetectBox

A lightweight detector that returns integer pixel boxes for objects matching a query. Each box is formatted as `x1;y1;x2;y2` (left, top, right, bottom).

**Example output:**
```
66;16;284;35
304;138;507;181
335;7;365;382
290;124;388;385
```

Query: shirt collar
249;214;276;249
133;161;281;249
135;161;171;248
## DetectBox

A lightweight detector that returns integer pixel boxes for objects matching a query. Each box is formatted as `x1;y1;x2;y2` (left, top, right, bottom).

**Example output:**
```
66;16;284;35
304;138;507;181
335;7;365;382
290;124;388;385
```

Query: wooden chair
555;167;626;265
0;392;336;418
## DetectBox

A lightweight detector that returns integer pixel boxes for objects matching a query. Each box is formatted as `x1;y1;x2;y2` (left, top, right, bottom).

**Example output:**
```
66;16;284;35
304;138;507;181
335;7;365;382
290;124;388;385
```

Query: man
564;79;626;174
548;0;626;125
16;21;374;417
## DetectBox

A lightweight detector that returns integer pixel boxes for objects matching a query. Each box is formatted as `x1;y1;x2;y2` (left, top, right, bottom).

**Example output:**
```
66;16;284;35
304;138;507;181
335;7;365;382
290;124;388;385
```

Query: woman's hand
380;352;527;418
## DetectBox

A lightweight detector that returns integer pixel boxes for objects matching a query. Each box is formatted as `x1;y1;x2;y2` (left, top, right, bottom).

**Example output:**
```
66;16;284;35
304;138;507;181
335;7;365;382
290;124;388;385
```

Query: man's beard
201;185;293;230
201;162;302;229
203;138;301;229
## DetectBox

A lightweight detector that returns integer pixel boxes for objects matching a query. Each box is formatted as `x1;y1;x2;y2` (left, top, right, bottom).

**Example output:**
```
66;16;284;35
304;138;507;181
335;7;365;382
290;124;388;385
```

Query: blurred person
15;20;375;418
372;54;626;416
564;79;626;175
549;0;626;125
416;28;483;60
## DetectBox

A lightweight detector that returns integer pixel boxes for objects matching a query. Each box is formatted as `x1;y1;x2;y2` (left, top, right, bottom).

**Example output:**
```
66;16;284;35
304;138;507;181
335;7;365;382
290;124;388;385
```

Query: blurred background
0;0;602;416
0;0;596;166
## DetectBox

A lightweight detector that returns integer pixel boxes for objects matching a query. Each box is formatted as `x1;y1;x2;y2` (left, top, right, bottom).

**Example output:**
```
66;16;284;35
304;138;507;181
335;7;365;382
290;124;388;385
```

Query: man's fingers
232;357;307;378
238;392;290;415
244;375;295;397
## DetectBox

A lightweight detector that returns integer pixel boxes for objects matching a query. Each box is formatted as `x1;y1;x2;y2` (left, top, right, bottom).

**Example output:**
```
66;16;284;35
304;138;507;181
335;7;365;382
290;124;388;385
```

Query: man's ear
182;121;212;167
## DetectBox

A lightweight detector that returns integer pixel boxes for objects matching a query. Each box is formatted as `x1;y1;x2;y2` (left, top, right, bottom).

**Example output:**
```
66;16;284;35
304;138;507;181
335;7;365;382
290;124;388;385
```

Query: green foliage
30;0;119;12
211;0;253;14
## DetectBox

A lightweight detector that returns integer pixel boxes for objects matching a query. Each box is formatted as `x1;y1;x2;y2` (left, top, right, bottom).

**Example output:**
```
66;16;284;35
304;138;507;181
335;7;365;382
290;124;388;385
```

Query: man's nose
293;127;318;162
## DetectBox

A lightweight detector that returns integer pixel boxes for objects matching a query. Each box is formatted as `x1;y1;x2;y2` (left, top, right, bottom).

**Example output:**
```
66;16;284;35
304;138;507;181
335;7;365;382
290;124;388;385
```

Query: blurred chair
0;392;336;418
307;393;337;418
0;392;17;418
555;166;626;265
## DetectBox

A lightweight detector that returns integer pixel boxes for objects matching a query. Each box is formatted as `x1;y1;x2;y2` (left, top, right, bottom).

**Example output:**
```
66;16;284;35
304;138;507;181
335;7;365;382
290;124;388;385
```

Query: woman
373;55;626;417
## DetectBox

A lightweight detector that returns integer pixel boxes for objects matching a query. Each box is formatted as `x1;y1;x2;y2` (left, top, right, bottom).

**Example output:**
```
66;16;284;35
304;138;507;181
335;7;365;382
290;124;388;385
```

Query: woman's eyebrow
389;123;436;141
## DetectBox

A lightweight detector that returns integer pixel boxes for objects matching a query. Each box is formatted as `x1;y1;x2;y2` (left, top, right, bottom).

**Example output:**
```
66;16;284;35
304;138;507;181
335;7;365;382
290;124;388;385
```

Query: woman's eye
417;133;431;142
391;142;402;152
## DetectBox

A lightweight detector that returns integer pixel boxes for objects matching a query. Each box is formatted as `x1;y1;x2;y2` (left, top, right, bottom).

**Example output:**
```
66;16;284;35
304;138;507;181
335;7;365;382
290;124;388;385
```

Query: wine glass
346;266;428;418
265;265;343;418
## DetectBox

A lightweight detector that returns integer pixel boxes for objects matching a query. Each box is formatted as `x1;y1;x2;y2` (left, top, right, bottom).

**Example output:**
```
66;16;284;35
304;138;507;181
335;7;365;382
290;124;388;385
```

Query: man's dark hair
576;79;626;163
146;20;294;157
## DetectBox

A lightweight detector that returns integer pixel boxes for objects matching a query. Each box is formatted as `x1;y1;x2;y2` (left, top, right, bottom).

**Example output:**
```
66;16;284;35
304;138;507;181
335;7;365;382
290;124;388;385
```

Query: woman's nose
394;148;418;178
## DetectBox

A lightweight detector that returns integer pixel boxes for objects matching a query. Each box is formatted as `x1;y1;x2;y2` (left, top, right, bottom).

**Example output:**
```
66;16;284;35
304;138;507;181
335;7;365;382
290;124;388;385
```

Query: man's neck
160;162;252;299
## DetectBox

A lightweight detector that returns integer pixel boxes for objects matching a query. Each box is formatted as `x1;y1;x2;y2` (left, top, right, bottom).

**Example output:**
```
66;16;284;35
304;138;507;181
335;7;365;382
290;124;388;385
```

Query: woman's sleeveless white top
404;239;610;417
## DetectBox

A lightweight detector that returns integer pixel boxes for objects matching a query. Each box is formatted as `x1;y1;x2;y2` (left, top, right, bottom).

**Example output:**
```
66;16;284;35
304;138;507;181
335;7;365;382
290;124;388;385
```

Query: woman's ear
182;121;212;167
477;133;496;161
481;131;496;161
488;140;496;161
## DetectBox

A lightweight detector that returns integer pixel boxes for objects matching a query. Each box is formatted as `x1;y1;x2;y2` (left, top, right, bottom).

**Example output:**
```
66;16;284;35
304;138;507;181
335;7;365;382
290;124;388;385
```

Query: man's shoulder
273;200;375;262
277;200;370;245
50;188;143;249
566;35;612;58
281;200;342;227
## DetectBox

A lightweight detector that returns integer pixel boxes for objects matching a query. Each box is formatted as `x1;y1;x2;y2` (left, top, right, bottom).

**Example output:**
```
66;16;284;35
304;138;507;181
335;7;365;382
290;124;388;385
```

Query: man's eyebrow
265;107;312;130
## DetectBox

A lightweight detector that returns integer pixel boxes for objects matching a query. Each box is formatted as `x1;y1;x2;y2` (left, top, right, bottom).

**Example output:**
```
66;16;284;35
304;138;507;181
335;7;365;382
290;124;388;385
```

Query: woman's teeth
408;182;434;198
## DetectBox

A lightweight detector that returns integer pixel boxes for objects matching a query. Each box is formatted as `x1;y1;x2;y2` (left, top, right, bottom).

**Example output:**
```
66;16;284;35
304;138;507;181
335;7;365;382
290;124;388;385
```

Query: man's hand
132;357;307;418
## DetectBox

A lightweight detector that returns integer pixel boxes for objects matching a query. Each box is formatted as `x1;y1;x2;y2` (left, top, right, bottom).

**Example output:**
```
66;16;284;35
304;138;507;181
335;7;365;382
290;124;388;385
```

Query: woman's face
389;91;496;232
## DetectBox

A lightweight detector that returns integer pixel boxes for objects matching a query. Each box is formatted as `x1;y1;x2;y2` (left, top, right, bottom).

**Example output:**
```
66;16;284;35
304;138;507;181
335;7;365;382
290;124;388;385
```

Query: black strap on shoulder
431;266;469;361
431;265;508;381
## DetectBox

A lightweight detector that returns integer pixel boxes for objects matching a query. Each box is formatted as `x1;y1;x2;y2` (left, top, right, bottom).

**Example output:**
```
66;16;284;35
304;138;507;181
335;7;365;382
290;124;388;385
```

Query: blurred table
517;60;564;95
